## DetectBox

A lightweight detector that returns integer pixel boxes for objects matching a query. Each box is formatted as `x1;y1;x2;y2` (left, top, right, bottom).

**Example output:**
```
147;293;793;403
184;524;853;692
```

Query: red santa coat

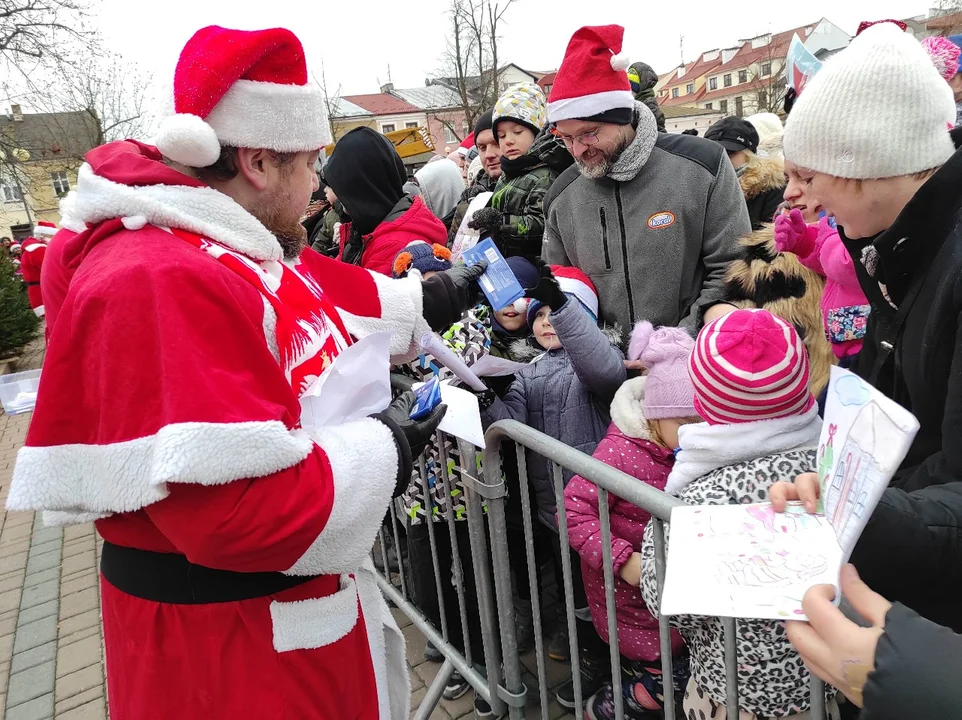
19;240;46;315
8;141;434;719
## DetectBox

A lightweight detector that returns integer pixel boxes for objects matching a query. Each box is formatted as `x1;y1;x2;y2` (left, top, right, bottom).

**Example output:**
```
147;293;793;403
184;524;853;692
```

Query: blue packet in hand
410;376;442;420
461;238;525;310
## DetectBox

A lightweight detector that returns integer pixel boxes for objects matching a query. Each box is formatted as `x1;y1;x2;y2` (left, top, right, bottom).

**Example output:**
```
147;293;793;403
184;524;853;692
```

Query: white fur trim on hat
557;276;598;318
547;89;635;123
156;79;327;168
783;24;956;179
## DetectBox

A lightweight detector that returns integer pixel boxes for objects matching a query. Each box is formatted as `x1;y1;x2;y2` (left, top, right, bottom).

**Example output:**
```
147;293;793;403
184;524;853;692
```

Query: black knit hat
474;110;494;141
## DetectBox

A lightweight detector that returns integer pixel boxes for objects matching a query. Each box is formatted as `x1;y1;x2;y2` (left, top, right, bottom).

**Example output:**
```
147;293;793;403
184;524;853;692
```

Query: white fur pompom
513;297;528;313
154;113;221;168
610;52;631;72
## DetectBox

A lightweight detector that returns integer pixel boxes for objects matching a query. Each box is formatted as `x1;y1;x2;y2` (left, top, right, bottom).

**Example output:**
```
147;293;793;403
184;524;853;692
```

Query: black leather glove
525;263;567;311
372;391;448;497
468;207;503;242
421;260;488;331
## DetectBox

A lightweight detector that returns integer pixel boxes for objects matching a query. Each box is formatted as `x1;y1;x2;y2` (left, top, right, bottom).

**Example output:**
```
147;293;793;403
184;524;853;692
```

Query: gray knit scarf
607;102;658;183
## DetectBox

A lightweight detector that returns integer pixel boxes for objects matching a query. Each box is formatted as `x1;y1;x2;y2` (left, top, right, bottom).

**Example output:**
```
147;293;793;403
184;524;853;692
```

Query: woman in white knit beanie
780;23;962;719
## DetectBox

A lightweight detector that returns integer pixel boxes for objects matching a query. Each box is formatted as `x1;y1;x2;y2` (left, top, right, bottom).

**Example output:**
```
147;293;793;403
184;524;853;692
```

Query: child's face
782;159;823;224
652;417;702;450
497;120;536;160
494;305;527;332
532;306;562;350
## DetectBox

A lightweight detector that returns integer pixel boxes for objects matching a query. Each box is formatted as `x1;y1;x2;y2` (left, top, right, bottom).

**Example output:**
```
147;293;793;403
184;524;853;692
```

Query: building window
405;121;419;129
50;171;70;195
723;74;732;87
738;70;748;84
762;62;772;76
1;183;21;202
444;125;458;144
672;87;679;98
757;90;768;110
705;103;713;110
720;99;729;113
709;77;718;91
735;96;744;116
380;123;396;133
686;83;694;94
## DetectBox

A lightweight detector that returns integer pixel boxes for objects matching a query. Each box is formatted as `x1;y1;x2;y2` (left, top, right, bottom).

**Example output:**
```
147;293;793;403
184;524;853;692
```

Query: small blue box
410;376;442;420
461;238;526;311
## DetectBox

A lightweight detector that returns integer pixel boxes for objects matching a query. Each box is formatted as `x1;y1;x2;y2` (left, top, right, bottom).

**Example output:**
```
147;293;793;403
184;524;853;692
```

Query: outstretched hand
786;564;891;708
525;263;567;310
774;208;809;253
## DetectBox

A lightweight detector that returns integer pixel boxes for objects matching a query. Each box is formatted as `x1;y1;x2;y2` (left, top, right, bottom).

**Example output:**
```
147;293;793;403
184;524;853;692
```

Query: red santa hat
527;266;600;324
547;25;634;125
32;221;57;238
154;26;326;168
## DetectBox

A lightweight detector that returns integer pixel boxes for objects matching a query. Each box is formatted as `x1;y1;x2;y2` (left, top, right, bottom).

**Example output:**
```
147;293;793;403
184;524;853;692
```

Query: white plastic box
0;369;41;415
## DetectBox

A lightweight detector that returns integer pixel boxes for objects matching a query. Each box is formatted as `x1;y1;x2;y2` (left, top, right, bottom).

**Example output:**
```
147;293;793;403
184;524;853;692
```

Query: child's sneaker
443;671;471;701
473;695;505;719
555;652;610;709
546;625;570;662
586;683;663;720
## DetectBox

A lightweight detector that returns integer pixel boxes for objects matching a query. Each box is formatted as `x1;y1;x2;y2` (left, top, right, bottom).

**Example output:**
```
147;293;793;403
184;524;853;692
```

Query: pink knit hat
628;321;697;420
689;309;814;425
922;36;962;82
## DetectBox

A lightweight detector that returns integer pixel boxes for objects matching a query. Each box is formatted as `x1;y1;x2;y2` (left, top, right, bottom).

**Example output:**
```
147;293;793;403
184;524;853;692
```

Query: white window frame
405;121;419;129
672;87;679;98
444;125;458;144
1;183;21;202
381;123;396;133
709;77;718;90
50;171;70;195
686;83;694;94
762;62;772;77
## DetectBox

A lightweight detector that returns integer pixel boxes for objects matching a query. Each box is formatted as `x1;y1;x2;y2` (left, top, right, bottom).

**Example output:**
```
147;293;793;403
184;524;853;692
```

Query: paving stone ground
0;334;576;720
0;335;108;720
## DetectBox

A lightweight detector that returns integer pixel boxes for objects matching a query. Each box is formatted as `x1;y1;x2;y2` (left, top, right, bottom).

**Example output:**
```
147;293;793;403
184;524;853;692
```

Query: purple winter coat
563;376;685;662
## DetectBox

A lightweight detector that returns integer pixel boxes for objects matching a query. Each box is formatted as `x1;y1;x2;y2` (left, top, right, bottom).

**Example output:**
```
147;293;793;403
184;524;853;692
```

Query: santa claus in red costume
7;26;483;720
19;221;56;316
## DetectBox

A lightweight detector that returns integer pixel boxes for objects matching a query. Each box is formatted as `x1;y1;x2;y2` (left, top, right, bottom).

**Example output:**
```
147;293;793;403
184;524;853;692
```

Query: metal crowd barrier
373;412;830;720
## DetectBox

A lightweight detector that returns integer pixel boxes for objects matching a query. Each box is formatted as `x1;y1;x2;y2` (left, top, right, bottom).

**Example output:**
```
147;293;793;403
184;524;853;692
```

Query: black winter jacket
862;603;962;719
845;137;962;494
850;482;962;632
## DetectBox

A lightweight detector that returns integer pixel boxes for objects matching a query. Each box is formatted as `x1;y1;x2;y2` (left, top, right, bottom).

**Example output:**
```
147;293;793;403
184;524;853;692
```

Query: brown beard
576;127;634;180
252;183;309;260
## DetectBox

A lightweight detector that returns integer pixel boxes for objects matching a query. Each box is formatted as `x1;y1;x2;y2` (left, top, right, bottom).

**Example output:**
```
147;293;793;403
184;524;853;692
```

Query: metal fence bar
413;659;455;720
436;434;474;666
459;440;514;718
723;617;739;713
388;494;408;600
597;488;624;719
516;441;550;718
552;462;584;720
419;450;450;644
651;518;676;720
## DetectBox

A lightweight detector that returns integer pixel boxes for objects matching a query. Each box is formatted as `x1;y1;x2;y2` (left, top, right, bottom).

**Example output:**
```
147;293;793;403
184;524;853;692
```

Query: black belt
100;540;318;604
24;281;39;287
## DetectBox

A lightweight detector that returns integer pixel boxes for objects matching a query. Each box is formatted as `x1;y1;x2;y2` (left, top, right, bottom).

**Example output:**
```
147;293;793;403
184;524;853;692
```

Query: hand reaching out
774;208;810;254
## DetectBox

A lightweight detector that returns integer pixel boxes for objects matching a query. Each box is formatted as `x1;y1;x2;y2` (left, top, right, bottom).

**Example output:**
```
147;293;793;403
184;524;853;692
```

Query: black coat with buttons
844;134;962;493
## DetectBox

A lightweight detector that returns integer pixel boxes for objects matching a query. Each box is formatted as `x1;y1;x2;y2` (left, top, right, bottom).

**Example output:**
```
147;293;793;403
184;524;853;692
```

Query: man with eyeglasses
543;25;749;332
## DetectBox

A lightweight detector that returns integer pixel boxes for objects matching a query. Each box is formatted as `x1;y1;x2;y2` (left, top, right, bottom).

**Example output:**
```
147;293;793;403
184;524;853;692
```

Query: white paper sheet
419;332;487;392
469;354;529;378
413;380;486;448
299;331;393;429
450;191;493;263
660;368;920;620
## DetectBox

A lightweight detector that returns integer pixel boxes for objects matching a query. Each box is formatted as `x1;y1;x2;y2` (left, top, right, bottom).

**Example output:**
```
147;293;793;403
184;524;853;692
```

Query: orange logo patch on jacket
647;211;675;230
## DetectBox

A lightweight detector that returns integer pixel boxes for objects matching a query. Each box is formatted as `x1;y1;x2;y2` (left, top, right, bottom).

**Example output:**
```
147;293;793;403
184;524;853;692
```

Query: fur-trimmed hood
60;140;284;268
609;376;654;441
739;153;785;201
509;323;623;362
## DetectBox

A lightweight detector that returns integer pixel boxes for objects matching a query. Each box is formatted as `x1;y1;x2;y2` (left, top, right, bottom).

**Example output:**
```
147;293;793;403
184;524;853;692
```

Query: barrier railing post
551;462;584;720
723;617;740;713
418;449;450;644
651;518;675;720
597;488;624;719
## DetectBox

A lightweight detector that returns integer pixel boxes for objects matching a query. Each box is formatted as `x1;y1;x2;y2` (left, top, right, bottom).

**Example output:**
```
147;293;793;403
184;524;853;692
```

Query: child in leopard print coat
641;310;839;719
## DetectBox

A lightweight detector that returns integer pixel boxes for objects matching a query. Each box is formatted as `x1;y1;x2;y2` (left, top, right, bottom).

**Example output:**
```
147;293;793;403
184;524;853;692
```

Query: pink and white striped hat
689;309;814;425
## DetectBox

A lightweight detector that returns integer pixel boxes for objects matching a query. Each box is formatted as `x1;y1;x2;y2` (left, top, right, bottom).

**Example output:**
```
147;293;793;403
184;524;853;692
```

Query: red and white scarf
172;229;352;397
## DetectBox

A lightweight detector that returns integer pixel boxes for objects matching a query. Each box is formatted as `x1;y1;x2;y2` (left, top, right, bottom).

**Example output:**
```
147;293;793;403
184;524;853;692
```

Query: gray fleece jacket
543;102;751;331
480;299;625;527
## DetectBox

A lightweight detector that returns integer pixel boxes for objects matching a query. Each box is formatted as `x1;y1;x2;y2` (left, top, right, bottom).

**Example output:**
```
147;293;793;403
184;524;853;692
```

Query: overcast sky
93;0;933;99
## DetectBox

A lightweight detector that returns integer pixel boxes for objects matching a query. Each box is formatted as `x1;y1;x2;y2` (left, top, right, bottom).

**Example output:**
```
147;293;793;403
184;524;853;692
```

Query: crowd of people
4;14;962;720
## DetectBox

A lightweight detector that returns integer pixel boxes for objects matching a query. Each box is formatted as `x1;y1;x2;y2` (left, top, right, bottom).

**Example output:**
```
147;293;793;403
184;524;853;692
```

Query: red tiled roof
660;86;708;107
537;72;557;91
663;57;723;89
341;93;422;116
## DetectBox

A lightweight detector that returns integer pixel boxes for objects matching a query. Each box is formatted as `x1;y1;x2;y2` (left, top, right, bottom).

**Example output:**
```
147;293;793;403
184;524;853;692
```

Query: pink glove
773;208;809;253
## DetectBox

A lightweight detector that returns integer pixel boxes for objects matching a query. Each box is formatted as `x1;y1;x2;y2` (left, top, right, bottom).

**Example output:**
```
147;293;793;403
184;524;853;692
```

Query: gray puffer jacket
481;299;625;527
